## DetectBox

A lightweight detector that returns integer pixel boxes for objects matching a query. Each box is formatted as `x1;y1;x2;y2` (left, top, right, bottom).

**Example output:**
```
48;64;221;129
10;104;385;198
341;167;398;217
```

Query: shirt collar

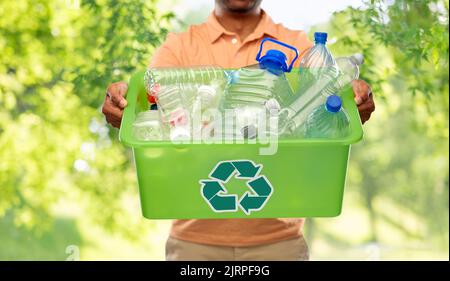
206;9;278;43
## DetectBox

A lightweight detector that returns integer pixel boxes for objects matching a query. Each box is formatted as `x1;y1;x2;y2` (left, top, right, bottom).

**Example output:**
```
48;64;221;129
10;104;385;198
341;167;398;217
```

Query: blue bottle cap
325;95;342;113
314;32;328;44
255;38;299;73
258;49;288;75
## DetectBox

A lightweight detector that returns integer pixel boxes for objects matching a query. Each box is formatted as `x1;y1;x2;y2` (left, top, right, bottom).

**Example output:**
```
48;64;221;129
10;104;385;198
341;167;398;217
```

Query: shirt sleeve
149;33;184;68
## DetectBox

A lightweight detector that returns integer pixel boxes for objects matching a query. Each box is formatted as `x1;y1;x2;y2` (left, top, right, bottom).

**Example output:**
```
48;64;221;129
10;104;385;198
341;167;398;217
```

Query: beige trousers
165;236;309;261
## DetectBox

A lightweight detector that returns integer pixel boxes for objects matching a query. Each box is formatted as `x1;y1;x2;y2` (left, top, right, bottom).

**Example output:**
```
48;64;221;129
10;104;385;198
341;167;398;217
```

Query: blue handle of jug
255;38;299;72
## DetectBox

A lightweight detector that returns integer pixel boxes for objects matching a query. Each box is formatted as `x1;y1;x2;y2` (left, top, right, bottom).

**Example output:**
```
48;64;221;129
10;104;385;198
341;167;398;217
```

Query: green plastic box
119;70;363;219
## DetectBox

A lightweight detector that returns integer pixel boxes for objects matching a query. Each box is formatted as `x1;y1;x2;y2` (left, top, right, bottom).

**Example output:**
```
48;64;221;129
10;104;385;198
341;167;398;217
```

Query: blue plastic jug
220;38;299;139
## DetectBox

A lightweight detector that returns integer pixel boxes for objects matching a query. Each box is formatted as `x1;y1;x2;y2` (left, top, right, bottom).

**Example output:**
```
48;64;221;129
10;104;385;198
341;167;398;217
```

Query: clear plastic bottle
303;95;350;139
300;32;338;72
132;110;163;141
144;66;235;106
144;66;233;91
329;54;364;93
297;32;339;95
275;32;340;136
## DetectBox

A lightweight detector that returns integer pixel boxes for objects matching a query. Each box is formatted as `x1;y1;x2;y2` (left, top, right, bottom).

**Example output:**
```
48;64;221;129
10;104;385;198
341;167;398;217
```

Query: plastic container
119;70;363;219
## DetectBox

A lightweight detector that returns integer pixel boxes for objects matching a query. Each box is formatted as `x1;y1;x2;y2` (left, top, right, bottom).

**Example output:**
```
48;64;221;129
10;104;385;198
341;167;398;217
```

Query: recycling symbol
200;160;273;215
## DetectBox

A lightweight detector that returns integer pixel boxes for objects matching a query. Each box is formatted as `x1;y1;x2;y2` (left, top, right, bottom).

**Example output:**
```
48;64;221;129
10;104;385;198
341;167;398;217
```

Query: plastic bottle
300;32;338;74
132;110;163;141
274;32;339;136
297;32;339;95
144;66;233;92
144;66;236;105
330;54;364;93
220;38;299;139
303;95;350;139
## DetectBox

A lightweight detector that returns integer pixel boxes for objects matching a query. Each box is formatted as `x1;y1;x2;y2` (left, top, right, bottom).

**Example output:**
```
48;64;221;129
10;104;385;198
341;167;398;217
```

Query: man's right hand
102;82;128;128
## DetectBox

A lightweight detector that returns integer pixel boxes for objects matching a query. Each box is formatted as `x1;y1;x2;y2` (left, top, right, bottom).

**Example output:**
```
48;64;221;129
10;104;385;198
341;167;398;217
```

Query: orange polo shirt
150;10;313;247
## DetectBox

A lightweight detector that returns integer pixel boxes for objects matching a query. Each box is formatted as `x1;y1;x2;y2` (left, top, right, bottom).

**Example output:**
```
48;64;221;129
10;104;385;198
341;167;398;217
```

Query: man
102;0;375;260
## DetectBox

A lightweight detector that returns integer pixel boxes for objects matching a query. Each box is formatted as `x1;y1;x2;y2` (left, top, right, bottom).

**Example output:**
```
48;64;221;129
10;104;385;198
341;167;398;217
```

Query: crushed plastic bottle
303;95;350;138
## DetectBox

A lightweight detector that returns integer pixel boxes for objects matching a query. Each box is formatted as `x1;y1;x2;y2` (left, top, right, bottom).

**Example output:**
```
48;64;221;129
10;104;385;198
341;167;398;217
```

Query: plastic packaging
303;95;350;138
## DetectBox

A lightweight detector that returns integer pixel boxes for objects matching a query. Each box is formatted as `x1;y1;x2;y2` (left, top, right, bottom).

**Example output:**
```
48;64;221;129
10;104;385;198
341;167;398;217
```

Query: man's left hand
352;79;375;124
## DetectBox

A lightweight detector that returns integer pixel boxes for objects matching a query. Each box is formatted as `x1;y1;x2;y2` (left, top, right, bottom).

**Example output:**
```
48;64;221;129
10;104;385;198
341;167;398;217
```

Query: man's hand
352;79;375;124
102;82;128;128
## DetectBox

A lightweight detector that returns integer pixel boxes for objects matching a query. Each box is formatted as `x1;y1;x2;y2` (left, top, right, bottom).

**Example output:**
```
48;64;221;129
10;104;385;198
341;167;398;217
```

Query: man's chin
220;0;261;13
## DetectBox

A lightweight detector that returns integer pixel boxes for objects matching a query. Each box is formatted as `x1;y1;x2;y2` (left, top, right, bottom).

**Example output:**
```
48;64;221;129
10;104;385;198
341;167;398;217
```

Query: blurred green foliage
0;0;172;241
0;0;448;260
306;0;449;257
